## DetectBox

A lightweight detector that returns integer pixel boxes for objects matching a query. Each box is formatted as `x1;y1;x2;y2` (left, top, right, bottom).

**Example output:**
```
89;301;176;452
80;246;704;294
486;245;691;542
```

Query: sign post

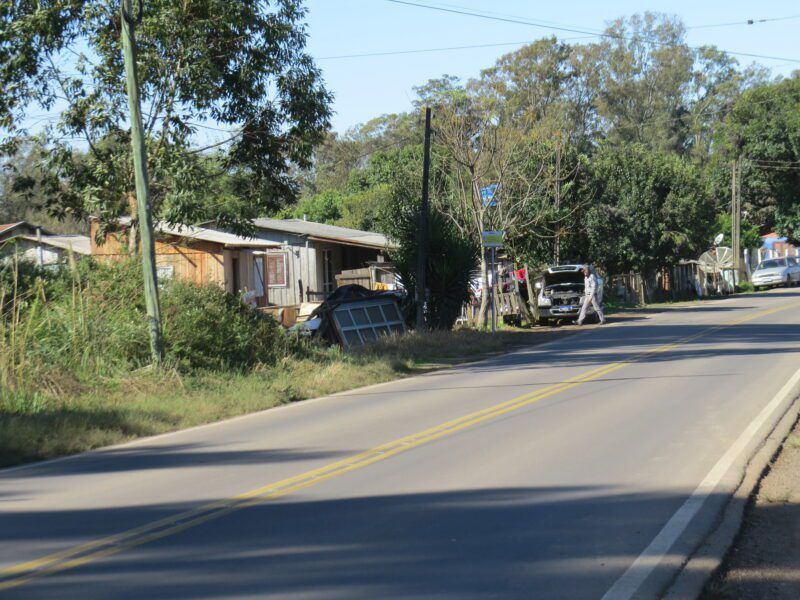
481;231;505;333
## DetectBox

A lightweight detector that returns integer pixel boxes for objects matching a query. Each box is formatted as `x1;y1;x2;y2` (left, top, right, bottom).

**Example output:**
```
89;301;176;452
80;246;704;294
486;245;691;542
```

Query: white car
536;265;603;326
751;257;800;289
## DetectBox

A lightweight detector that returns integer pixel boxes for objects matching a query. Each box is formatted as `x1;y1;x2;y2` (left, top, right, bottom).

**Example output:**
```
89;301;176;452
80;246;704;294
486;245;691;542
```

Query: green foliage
162;281;290;371
725;75;800;241
379;180;478;331
0;259;298;402
1;0;331;232
290;190;344;224
714;212;762;250
587;144;713;274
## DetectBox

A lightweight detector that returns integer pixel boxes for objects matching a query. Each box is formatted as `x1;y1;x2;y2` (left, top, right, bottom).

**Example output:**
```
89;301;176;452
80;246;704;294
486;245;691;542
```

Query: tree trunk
514;265;533;325
524;263;540;322
637;273;647;305
478;252;489;328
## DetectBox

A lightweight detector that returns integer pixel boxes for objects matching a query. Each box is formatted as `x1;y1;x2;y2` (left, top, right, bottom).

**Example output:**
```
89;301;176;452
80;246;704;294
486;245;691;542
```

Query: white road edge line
601;363;800;600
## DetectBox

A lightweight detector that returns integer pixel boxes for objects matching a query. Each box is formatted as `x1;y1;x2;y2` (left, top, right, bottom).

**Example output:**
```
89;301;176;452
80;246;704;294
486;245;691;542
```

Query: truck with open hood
536;265;602;326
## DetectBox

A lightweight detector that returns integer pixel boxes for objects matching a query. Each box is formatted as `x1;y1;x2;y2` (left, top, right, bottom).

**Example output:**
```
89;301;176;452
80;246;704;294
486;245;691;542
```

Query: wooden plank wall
90;221;226;287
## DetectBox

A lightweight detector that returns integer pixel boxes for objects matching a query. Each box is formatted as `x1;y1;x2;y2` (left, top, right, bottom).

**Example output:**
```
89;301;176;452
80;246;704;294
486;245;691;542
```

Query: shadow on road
0;445;353;480
0;486;762;599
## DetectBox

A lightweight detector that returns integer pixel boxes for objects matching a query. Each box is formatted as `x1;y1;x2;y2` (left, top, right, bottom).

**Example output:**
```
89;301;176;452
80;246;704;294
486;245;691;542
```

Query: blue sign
480;184;498;207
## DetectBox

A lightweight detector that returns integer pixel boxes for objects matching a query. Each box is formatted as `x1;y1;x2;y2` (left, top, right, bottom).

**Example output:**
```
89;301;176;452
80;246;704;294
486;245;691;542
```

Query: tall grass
0;257;302;411
1;257;544;468
0;258;51;412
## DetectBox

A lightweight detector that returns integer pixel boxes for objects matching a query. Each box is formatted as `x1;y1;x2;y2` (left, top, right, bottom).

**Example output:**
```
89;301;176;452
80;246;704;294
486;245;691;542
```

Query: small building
759;233;798;260
90;218;281;307
0;221;91;266
249;218;396;306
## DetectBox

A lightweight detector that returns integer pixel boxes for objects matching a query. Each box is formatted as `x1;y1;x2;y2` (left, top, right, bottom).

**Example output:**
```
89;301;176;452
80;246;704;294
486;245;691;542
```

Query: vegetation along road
1;289;799;599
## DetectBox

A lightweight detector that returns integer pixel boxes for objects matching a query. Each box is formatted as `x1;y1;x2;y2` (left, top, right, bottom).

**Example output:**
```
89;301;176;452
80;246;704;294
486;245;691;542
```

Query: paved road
2;289;800;599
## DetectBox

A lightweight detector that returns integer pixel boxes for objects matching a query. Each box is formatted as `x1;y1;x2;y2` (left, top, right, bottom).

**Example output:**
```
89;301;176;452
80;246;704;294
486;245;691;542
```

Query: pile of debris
293;285;407;347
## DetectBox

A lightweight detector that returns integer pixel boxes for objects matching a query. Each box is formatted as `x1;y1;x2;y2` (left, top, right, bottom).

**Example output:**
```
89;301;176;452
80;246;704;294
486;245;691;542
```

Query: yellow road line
1;299;796;591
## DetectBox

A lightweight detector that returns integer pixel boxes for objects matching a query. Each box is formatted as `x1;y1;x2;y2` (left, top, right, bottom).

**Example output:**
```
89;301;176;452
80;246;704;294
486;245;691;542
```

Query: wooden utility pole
121;0;164;364
731;159;741;280
553;139;562;264
416;107;432;331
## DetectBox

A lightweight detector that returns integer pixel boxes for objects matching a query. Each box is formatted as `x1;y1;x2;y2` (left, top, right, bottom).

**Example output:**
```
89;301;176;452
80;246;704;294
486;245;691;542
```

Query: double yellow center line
1;300;796;591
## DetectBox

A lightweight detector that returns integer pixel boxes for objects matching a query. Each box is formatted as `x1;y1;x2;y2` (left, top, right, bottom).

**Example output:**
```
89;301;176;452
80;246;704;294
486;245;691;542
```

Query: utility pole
416;107;432;331
731;159;741;283
554;138;562;265
121;0;164;364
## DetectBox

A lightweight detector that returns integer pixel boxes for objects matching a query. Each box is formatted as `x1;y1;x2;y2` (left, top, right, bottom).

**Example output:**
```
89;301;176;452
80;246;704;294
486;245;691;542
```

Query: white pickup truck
536;264;603;326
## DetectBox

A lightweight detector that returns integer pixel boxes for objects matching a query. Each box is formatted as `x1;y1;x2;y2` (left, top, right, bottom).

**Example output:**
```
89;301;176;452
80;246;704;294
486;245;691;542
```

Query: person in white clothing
577;264;605;325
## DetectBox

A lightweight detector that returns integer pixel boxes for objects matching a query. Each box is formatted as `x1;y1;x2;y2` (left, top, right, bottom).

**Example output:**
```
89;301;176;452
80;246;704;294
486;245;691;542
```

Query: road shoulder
702;416;800;599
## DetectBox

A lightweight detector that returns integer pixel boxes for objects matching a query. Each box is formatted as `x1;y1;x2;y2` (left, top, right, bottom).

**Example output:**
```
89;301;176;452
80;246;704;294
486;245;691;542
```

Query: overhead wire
383;0;800;64
688;14;800;30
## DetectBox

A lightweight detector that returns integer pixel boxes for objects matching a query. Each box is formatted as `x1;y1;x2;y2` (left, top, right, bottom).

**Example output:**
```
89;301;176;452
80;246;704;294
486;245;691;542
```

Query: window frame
266;252;288;288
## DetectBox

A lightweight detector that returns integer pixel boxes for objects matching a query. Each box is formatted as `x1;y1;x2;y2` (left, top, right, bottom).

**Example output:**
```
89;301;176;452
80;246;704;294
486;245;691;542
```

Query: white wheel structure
698;247;734;293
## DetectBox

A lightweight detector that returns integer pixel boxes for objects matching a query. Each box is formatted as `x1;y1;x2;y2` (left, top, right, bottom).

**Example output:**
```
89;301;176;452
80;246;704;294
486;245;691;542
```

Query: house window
156;265;174;282
323;249;334;294
267;253;287;287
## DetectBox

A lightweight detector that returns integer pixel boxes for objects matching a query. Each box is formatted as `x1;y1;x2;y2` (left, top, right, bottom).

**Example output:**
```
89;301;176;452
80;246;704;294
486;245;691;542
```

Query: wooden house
249;218;396;305
90;218;280;306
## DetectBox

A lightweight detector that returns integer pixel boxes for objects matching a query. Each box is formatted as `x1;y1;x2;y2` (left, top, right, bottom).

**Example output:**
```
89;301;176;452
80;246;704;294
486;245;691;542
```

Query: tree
0;141;86;232
595;13;695;153
289;190;344;224
378;165;477;331
587;145;714;282
1;0;331;233
724;76;800;241
426;83;573;327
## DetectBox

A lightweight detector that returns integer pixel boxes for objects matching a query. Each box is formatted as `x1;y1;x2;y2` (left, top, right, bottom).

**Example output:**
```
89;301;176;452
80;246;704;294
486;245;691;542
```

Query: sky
303;0;800;133
14;0;800;146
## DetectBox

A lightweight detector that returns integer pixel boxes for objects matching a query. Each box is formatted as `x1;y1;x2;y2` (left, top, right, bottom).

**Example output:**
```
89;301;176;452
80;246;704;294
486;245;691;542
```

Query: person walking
577;264;605;325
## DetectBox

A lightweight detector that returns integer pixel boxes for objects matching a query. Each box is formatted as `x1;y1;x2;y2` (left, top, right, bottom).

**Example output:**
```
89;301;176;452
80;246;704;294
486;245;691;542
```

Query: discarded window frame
331;298;405;347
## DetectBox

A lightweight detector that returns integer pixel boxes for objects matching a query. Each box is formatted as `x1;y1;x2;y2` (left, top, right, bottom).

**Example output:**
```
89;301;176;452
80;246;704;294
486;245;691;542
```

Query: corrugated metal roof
0;222;23;234
252;218;392;249
115;217;280;248
19;234;92;255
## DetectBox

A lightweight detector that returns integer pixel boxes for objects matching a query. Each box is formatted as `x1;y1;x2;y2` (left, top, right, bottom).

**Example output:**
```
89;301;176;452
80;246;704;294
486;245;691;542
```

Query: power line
688;14;800;30
383;0;800;64
317;39;589;60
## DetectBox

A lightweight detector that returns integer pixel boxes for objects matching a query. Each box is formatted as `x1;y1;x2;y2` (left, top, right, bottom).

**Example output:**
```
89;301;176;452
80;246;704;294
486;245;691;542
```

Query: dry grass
0;327;549;469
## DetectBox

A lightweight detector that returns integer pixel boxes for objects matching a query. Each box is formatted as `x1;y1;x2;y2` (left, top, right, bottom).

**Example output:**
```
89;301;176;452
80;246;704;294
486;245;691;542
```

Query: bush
162;281;290;370
379;185;478;330
1;258;301;405
736;281;755;293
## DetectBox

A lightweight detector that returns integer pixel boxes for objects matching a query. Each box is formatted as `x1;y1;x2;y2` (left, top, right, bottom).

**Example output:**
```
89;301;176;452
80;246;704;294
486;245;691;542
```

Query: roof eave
307;234;392;251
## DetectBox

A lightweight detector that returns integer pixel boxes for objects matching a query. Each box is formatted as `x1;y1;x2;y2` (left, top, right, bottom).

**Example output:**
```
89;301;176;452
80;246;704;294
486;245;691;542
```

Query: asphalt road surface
3;289;800;599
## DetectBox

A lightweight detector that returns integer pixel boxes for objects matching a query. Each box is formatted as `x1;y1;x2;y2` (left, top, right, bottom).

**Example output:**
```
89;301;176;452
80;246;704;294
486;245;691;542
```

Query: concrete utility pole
121;0;164;364
416;107;432;331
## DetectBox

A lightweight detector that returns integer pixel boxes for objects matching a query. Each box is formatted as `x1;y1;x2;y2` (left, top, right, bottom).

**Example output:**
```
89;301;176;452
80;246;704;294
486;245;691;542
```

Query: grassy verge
0;328;546;469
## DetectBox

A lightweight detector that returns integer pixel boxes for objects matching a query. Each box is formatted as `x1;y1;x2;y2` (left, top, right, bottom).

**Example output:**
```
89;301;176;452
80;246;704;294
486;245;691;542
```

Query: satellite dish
698;247;734;274
713;233;725;246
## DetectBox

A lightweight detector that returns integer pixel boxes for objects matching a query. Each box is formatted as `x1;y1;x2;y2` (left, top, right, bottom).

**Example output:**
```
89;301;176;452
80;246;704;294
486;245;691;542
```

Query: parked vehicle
751;257;800;289
536;265;603;326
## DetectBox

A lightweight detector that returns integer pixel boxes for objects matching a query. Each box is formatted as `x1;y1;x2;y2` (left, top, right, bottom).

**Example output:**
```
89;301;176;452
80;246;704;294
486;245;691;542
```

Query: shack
249;218;397;305
90;218;280;306
0;221;91;266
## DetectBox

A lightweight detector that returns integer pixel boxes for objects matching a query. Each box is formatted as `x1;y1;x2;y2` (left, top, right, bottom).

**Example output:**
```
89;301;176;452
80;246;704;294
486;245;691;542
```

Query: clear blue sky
304;0;800;133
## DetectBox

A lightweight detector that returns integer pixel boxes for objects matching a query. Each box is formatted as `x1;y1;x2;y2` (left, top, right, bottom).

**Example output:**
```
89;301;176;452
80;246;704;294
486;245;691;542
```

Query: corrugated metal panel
252;218;392;250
